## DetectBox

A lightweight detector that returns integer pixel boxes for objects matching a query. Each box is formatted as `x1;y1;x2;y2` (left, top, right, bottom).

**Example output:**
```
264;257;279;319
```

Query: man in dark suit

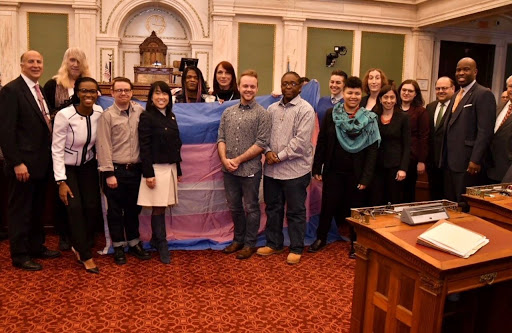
487;75;512;183
0;50;60;271
441;57;496;206
426;77;455;200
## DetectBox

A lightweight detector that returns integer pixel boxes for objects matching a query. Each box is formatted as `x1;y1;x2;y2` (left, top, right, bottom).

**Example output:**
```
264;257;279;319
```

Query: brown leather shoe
287;253;302;265
223;242;244;254
256;246;284;256
236;246;257;260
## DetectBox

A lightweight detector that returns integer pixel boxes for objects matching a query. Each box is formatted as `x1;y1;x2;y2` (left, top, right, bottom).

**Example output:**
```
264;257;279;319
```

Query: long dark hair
398;79;424;107
182;66;207;103
71;77;99;104
212;61;239;96
374;85;400;116
146;81;173;116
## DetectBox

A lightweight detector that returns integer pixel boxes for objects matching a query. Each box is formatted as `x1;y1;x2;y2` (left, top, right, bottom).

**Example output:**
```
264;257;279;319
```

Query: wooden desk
98;82;180;101
134;66;173;84
463;192;512;231
348;211;512;333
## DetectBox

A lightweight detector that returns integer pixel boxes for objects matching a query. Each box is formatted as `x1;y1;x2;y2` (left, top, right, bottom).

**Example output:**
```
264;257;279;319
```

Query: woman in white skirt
138;81;182;264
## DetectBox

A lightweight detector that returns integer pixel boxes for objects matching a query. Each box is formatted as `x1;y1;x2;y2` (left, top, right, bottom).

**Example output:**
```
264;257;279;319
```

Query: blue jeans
263;173;311;254
223;170;262;247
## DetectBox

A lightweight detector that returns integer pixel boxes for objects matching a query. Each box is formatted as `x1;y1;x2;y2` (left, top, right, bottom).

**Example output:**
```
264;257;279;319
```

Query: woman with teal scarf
309;77;380;258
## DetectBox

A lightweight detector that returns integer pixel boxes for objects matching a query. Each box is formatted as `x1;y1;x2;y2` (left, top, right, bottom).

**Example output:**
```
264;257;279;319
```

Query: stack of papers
417;220;489;258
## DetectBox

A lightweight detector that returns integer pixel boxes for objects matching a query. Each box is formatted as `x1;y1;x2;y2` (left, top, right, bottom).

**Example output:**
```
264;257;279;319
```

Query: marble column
211;12;236;74
281;17;306;77
492;39;507;99
0;3;20;82
73;2;98;79
411;28;435;102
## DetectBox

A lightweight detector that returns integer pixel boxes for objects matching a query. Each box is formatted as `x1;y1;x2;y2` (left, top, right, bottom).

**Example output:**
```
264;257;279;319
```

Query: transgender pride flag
97;80;340;251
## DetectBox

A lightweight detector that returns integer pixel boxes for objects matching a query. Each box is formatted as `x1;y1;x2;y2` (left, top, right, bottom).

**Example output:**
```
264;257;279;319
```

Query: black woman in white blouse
52;77;103;274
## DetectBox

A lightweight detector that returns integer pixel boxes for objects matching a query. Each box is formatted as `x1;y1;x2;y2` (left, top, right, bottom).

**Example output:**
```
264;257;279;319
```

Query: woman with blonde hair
44;47;91;113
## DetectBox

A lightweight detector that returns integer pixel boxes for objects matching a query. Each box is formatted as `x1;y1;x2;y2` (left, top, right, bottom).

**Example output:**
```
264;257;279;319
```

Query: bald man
426;77;455;200
0;51;61;271
441;57;496;207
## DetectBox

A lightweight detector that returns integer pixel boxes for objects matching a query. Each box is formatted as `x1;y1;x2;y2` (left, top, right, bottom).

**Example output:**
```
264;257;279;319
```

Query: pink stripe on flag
179;144;223;183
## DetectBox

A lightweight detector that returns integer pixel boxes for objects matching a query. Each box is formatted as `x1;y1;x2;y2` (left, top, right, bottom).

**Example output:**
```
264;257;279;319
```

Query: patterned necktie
451;88;464;113
34;84;52;132
499;104;512;129
435;103;445;128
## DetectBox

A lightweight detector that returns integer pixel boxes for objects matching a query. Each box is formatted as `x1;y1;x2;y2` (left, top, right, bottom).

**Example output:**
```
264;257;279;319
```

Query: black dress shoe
128;242;151;260
113;246;126;265
33;248;62;259
308;239;327;253
223;242;244;254
13;260;42;271
349;249;356;259
236;246;257;260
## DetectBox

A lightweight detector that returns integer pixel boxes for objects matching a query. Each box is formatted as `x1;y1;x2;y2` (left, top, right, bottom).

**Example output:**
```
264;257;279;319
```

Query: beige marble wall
1;0;512;96
0;4;19;83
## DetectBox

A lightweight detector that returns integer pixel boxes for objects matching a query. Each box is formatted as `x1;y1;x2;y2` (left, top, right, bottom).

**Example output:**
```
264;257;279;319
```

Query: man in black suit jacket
487;75;512;183
441;57;496;206
426;77;455;200
0;50;60;271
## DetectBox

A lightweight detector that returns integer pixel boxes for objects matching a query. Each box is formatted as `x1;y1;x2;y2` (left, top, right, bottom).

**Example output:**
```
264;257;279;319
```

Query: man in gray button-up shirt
217;70;270;260
257;71;315;265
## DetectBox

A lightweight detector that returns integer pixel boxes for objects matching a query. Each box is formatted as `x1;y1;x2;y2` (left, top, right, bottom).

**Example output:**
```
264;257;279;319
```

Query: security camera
326;53;337;67
334;46;347;55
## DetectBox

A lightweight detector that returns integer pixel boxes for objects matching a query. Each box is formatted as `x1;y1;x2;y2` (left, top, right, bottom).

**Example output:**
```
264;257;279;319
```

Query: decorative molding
183;0;211;38
100;47;115;82
194;50;210;82
26;12;69;49
122;50;139;77
100;0;211;38
122;8;188;39
419;273;444;295
100;0;125;34
354;242;369;258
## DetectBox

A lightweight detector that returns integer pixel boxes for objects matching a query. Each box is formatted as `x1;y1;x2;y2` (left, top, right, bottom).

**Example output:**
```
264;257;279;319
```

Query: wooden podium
348;205;512;333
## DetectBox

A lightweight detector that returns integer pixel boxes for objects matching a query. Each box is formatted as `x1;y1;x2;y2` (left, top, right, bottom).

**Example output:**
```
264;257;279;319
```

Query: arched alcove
109;2;199;82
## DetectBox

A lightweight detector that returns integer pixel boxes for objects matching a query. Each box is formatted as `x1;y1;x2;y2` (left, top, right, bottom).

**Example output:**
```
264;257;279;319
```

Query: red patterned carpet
0;235;355;332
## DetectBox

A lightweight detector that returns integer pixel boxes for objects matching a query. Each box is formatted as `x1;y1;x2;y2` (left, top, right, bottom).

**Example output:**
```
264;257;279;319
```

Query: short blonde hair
53;47;91;88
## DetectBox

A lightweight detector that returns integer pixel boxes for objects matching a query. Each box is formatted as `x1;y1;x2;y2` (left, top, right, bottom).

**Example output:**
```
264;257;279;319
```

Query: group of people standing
0;46;507;271
308;57;504;255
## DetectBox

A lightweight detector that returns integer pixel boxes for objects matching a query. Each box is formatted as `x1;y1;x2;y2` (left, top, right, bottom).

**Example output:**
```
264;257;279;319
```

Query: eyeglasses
435;87;451;91
113;89;132;94
78;88;98;94
281;82;299;88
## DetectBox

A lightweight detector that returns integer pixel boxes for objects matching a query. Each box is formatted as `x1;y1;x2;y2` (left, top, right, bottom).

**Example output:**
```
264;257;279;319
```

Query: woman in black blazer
370;85;411;205
137;81;182;264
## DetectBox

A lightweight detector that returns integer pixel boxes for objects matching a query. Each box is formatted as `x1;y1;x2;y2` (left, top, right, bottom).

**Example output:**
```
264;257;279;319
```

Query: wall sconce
326;45;348;67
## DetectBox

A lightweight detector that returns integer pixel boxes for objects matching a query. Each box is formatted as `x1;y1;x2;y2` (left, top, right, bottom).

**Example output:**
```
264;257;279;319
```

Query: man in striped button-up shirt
256;71;316;265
